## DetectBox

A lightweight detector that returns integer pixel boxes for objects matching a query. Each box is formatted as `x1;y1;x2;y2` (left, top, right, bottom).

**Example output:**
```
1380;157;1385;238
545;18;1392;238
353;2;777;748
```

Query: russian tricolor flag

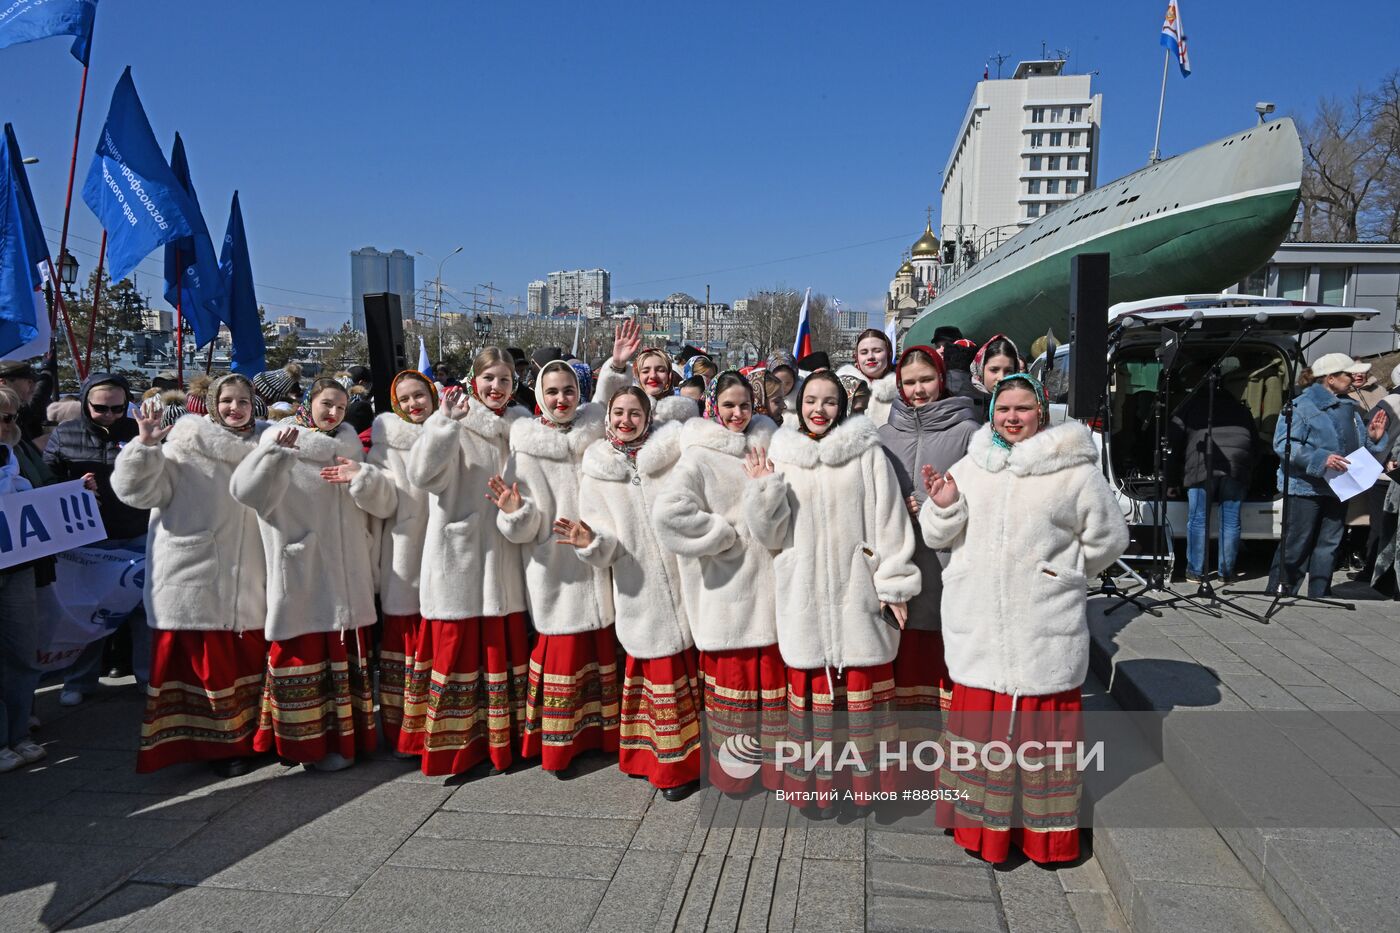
791;287;813;359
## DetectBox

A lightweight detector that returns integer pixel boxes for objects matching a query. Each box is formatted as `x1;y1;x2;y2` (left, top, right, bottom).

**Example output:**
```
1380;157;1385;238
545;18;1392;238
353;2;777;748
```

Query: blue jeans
1186;478;1245;579
62;537;150;694
1268;495;1348;598
0;567;39;748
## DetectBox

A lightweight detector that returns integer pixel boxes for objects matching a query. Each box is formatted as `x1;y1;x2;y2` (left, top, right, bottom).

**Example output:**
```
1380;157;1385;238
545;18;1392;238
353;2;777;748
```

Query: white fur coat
228;421;397;641
575;422;691;658
745;417;920;671
369;412;429;617
111;415;267;632
497;404;614;635
406;404;526;621
652;415;779;652
919;422;1129;697
836;364;898;426
592;358;697;425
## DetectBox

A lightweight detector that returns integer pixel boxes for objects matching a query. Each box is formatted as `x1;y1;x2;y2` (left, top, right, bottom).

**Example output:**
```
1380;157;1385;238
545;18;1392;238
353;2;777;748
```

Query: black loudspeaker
363;292;406;414
1067;253;1110;420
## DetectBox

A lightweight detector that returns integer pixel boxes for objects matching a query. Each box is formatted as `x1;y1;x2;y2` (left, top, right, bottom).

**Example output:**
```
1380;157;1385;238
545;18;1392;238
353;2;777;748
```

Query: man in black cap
506;348;532;411
932;326;964;351
797;351;831;373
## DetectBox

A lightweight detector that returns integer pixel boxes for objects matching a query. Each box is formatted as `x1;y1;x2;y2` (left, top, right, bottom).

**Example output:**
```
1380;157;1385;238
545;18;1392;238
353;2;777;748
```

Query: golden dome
898;258;914;275
911;223;940;258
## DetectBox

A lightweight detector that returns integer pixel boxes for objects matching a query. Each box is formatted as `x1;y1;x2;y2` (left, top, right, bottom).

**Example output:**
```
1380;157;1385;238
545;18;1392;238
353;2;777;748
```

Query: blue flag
80;67;195;284
0;0;97;65
162;133;225;348
218;192;265;375
0;124;53;359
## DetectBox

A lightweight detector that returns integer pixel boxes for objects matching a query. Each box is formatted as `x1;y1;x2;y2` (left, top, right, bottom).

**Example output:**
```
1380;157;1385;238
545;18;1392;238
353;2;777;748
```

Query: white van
1031;294;1380;542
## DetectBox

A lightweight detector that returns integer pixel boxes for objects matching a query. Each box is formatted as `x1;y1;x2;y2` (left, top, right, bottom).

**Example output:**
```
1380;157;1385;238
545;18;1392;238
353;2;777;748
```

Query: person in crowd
677;377;706;413
592;323;697;425
252;363;301;415
157;390;188;429
229;378;397;771
0;359;54;452
507;348;534;412
932;326;964;352
744;371;919;816
920;372;1129;864
766;351;800;411
1167;362;1258;584
44;372;151;706
877;346;979;733
402;348;529;776
345;384;376;438
1370;422;1400;598
111;374;269;776
942;338;978;399
0;387;45;772
555;386;701;800
653;371;781;795
964;334;1024;421
1268;353;1389;598
368;371;438;752
797;351;831;374
151;370;180;393
47;396;81;426
748;368;787;427
839;373;872;417
836;329;897;425
184;375;213;418
1340;363;1388;577
487;360;614;777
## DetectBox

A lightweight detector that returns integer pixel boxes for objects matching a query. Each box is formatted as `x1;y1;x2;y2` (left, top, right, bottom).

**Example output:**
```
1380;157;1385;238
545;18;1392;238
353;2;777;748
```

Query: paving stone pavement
1;683;1130;932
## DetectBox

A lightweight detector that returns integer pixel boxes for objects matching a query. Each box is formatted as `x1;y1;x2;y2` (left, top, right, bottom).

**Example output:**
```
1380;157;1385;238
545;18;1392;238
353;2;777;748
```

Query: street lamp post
47;249;80;391
416;246;463;361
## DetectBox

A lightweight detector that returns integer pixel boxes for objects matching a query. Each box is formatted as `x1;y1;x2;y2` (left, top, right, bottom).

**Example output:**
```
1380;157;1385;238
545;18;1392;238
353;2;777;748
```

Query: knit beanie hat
158;390;188;428
184;374;213;415
252;363;302;404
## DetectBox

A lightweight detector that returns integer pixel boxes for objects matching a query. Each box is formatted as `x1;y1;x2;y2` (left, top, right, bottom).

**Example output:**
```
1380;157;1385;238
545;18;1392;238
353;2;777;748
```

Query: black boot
661;781;700;802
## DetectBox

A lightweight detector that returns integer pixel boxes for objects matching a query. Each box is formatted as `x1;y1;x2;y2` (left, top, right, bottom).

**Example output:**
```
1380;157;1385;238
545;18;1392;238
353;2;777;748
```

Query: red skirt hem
520;627;620;772
253;629;377;764
618;649;702;789
780;663;899;804
699;644;786;794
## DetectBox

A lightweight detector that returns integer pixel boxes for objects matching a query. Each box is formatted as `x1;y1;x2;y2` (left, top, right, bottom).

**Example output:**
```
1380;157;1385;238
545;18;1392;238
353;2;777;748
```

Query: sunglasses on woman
0;412;16;424
89;403;126;414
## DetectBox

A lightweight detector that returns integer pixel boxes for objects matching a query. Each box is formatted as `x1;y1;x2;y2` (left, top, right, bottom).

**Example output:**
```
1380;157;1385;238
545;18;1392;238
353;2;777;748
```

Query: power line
613;231;918;289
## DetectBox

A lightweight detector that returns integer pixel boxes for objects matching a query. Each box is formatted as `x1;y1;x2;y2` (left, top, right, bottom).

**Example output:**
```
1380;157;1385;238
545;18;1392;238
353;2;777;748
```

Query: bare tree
727;287;850;366
1299;69;1400;242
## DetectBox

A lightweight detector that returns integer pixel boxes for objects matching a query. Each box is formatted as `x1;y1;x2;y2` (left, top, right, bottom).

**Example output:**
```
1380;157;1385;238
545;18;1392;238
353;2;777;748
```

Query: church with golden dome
885;216;942;339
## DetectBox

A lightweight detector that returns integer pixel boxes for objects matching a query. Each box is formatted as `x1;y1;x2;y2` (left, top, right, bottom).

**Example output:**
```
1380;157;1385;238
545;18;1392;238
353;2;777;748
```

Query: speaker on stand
362;292;406;415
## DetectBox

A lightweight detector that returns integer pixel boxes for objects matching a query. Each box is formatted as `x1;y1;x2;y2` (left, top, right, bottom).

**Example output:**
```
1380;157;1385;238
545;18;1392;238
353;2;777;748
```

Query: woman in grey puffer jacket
877;345;980;723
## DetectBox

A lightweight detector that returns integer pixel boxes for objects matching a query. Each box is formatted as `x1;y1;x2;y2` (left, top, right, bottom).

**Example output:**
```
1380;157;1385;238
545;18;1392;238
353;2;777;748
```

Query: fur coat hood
507;401;605;461
679;413;778;457
371;410;424;450
919;420;1129;697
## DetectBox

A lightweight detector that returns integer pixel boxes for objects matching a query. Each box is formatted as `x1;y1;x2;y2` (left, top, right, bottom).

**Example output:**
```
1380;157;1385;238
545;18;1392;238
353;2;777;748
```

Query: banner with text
34;545;143;671
0;479;106;570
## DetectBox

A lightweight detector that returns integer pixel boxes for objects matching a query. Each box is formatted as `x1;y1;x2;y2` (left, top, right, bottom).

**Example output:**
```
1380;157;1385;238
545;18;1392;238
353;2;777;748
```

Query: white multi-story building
547;268;611;316
527;280;549;316
940;59;1101;250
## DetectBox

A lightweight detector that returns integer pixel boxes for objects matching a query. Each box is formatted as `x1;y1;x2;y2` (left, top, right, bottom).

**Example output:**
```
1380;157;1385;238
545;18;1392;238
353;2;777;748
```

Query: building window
1069;132;1082;147
1049;108;1062;122
1047;179;1060;194
1066;179;1079;194
1278;266;1308;300
1028;179;1042;194
1030;132;1043;148
1049;131;1063;147
1027;204;1041;218
1067;155;1080;170
1069;106;1082;122
1319;266;1349;305
1047;156;1061;171
1243;268;1268;296
1031;108;1044;123
1028;155;1042;170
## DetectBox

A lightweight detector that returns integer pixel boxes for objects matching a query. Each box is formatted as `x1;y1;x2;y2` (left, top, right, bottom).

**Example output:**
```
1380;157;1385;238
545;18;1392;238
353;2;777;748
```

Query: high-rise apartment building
940;60;1101;245
350;247;416;331
527;280;549;316
547;269;611;317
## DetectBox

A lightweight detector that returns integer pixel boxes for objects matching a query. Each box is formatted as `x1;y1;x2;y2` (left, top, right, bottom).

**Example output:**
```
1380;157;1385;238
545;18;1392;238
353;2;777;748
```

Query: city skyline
1;1;1395;333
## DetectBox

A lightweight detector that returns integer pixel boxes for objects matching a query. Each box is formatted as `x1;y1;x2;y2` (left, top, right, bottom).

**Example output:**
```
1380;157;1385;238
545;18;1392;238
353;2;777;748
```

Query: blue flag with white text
162;133;226;348
81;68;196;285
0;0;97;65
0;124;53;359
218;192;265;375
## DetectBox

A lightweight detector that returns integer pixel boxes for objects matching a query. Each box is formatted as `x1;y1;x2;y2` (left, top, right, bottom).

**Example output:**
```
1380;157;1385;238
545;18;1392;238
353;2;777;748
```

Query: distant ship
903;119;1303;350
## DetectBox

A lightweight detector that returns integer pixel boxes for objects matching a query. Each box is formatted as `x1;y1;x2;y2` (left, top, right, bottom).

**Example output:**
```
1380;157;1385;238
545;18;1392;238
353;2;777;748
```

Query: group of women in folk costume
115;327;1127;865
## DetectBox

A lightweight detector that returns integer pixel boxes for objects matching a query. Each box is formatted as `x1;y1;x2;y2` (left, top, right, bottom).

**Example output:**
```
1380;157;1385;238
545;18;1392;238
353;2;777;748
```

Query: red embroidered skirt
136;629;268;773
399;613;531;776
619;648;702;789
781;663;899;804
254;629;377;764
699;644;786;794
936;683;1084;865
376;613;420;750
521;627;621;771
893;628;951;716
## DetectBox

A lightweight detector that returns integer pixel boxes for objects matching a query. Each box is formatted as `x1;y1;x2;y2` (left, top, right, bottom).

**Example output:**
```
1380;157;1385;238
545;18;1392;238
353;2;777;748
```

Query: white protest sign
34;545;145;672
0;479;107;570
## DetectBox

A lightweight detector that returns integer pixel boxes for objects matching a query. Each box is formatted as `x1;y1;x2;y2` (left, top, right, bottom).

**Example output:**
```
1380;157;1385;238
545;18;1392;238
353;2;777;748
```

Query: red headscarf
894;344;947;405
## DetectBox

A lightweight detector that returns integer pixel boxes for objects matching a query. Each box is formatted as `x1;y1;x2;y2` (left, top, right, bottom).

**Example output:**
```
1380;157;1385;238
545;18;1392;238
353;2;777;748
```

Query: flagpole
174;246;184;387
1149;47;1169;164
84;229;106;374
52;60;91;382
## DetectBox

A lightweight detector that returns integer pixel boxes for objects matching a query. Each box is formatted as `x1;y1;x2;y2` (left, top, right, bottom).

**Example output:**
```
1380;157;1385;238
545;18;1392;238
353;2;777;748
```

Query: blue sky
2;0;1396;327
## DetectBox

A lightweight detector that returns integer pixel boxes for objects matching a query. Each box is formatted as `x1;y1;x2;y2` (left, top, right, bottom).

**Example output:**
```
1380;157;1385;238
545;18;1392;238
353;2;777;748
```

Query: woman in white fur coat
488;360;614;776
112;374;268;776
229;377;398;772
835;328;898;426
652;370;782;795
919;374;1128;866
744;372;921;810
590;319;698;426
366;370;437;752
400;347;529;777
555;386;701;800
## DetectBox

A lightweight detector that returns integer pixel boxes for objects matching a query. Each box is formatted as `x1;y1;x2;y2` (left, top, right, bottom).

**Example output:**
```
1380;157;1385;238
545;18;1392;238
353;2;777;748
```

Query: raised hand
744;445;774;479
274;427;300;450
486;474;522;513
81;471;98;492
441;386;470;420
612;318;642;366
1368;407;1389;442
553;517;595;549
135;406;172;446
924;469;959;508
320;456;362;485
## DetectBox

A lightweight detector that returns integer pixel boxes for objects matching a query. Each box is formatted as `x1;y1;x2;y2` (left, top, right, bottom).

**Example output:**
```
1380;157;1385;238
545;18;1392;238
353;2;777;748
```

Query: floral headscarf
971;333;1024;395
988;372;1050;450
795;371;849;440
839;373;870;411
746;368;773;415
293;378;347;435
605;386;653;466
205;373;257;435
389;370;439;424
704;370;753;427
683;354;713;382
536;359;581;431
568;360;594;401
632;347;675;396
766;350;798;381
894;344;947;405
